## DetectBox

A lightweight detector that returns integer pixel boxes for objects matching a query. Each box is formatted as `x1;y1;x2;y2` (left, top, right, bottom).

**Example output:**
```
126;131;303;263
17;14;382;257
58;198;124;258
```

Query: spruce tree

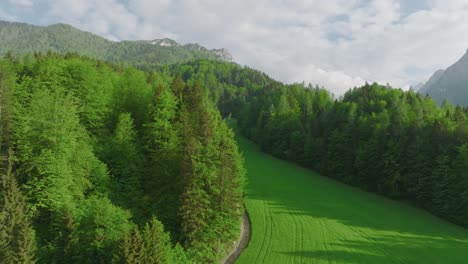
54;207;79;263
143;83;182;234
0;150;36;264
141;217;173;264
116;229;144;264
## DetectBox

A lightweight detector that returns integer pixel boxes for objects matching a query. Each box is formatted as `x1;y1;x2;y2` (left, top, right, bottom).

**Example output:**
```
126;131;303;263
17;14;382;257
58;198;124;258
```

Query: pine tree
143;83;182;234
0;61;15;162
105;112;144;219
0;150;36;264
170;74;186;102
116;229;144;264
179;108;213;261
141;217;173;264
54;207;79;263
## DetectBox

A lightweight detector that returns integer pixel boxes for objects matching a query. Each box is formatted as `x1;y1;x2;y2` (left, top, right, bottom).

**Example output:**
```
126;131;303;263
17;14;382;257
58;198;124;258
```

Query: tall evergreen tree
0;150;36;264
141;217;173;264
53;207;79;263
116;229;144;264
143;83;182;232
104;112;145;220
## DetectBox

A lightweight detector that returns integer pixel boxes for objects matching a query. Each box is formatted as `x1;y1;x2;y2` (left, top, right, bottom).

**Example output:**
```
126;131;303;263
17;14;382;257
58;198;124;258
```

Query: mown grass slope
236;137;468;264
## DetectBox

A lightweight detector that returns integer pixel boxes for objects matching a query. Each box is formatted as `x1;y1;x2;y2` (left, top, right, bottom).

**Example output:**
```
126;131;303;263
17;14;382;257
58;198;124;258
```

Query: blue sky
1;0;468;94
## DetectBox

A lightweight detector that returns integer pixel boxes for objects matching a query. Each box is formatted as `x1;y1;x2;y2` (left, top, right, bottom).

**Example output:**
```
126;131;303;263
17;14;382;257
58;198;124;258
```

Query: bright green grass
235;137;468;264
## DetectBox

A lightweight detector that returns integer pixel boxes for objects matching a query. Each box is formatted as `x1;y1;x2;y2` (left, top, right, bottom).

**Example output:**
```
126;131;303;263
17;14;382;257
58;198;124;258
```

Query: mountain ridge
0;20;233;67
418;49;468;105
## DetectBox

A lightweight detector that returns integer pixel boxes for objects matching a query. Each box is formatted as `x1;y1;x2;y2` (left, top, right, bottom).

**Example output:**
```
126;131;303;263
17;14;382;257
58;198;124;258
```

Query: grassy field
235;137;468;264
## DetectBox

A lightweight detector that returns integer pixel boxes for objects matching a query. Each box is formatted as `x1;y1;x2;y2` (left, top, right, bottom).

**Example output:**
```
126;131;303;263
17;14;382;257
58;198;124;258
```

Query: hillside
236;137;468;263
0;20;232;69
418;49;468;105
0;54;244;263
170;61;468;229
2;19;468;264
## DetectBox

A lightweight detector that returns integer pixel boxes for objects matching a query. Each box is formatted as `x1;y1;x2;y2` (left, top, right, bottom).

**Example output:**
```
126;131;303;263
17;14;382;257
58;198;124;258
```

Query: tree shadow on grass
281;249;385;264
237;137;468;263
279;233;468;263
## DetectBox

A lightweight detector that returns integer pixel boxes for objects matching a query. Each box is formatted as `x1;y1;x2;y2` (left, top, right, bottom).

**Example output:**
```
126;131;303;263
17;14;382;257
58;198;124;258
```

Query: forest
169;60;468;228
0;54;244;263
0;21;230;70
1;53;468;264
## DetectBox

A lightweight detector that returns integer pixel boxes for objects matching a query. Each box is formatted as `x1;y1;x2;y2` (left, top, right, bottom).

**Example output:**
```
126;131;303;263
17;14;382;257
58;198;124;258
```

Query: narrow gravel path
221;212;251;264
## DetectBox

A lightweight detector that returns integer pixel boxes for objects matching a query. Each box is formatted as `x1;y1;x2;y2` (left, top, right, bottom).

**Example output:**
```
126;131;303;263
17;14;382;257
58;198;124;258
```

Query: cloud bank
1;0;468;95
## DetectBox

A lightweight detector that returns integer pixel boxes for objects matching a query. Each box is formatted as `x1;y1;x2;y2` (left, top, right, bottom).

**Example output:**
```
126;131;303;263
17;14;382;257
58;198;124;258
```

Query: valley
236;137;468;264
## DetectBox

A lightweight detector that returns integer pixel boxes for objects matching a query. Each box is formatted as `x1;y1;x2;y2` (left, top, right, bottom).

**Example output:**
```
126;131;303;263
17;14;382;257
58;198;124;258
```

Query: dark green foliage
116;217;191;264
103;113;146;222
77;196;134;263
0;151;36;264
140;218;173;263
243;83;468;227
142;83;182;235
2;54;244;264
117;229;144;264
0;60;15;157
53;208;79;264
178;84;245;262
169;60;468;228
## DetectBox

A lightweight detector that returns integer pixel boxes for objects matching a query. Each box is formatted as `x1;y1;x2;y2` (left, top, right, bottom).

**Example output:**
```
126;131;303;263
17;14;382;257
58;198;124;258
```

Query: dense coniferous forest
0;54;244;263
1;47;468;263
168;60;468;228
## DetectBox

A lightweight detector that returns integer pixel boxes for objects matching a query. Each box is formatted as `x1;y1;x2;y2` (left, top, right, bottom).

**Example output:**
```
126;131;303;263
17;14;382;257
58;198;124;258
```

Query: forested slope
0;20;231;70
1;48;468;263
169;60;468;228
0;54;244;263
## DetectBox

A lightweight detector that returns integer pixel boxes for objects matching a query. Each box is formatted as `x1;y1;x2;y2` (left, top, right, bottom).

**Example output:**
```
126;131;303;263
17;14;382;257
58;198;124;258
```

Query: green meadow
236;137;468;264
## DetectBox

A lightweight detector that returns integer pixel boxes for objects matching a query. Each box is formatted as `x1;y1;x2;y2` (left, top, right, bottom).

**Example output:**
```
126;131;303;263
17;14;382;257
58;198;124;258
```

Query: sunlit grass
236;137;468;264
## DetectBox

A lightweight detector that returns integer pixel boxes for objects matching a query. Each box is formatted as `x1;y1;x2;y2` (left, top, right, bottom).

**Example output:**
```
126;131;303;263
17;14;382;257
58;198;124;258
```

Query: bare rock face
418;49;468;105
212;48;233;62
147;38;233;62
149;38;179;47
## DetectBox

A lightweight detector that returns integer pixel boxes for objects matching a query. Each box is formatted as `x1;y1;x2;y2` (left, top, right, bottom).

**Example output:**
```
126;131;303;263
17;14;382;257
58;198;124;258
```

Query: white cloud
0;9;16;21
3;0;468;95
9;0;33;7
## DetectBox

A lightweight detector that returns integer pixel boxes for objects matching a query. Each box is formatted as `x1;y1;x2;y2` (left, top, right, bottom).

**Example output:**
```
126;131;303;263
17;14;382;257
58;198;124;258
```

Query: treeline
0;54;244;263
0;21;227;71
170;60;468;227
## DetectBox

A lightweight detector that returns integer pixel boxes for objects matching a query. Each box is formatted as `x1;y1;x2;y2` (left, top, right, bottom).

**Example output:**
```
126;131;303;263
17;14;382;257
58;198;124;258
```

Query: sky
1;0;468;95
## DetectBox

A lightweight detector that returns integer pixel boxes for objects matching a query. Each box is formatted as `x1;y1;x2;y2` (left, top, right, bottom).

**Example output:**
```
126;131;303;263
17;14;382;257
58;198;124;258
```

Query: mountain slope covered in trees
419;49;468;106
0;54;244;263
0;20;232;70
1;19;468;263
168;60;468;228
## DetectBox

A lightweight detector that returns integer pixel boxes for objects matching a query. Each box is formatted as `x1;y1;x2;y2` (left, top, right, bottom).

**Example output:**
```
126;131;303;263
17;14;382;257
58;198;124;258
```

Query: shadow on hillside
281;249;385;264
269;199;468;262
279;233;468;263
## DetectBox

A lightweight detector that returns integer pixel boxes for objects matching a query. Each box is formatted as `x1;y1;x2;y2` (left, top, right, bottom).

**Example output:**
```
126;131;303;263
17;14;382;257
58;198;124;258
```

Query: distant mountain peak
184;44;233;61
0;20;234;66
418;49;468;105
149;38;179;47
